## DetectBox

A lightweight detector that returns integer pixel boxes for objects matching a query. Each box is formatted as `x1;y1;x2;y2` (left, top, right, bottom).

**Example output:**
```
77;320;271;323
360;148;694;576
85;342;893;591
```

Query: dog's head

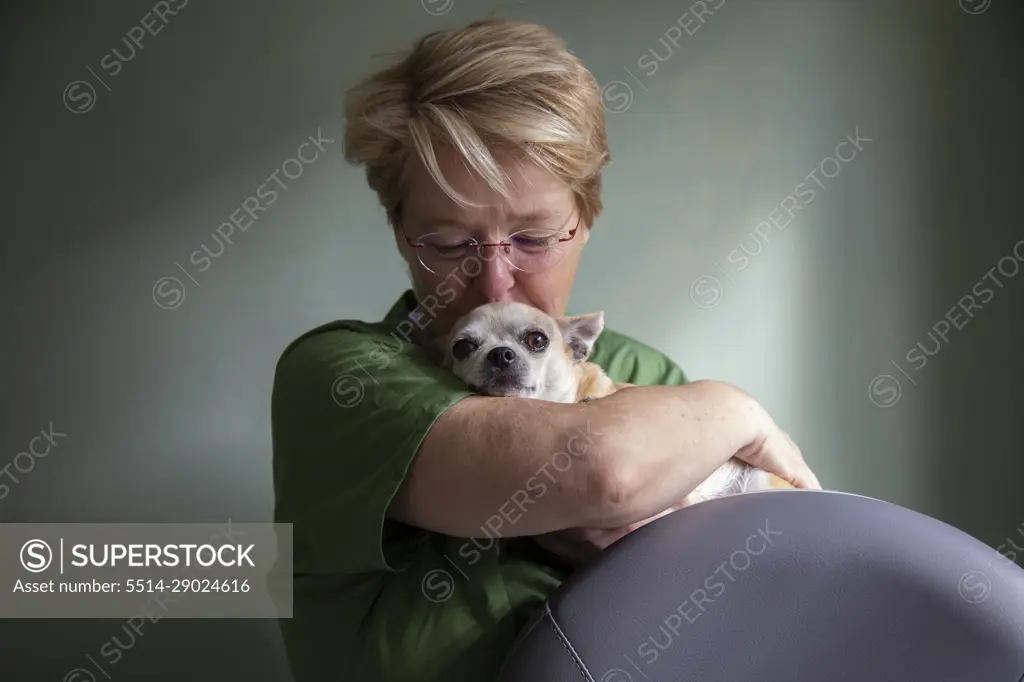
441;302;604;401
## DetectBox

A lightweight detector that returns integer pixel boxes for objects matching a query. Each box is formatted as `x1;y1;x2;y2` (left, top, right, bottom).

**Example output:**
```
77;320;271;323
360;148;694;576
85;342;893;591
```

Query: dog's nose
487;346;517;369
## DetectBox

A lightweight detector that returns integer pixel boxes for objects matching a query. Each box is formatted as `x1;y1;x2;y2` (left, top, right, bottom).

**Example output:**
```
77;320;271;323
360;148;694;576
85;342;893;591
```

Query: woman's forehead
403;148;574;221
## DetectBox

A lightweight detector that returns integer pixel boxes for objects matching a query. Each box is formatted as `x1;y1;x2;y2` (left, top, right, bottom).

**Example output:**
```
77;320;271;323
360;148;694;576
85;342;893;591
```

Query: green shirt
271;290;689;682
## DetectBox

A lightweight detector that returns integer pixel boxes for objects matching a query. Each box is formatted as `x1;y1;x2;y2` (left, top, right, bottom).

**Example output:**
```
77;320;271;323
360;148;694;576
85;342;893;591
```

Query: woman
271;17;820;682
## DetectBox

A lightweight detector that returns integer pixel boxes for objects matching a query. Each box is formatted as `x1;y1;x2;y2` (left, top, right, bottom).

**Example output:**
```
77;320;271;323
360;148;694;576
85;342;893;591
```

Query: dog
440;301;795;511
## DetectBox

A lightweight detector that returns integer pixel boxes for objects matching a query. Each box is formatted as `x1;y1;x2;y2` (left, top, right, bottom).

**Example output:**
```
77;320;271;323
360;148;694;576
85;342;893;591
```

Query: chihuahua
440;301;794;509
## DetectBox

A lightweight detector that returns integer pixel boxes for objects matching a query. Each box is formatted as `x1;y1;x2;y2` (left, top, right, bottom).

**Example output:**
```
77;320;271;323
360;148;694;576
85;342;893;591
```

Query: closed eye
510;232;559;252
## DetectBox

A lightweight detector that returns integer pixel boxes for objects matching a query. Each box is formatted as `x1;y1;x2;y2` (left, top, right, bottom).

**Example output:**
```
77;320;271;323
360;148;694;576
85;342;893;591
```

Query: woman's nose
471;245;516;302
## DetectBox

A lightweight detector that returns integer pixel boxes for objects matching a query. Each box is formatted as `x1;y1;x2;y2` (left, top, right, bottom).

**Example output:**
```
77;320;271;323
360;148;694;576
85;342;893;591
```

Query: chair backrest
496;490;1024;682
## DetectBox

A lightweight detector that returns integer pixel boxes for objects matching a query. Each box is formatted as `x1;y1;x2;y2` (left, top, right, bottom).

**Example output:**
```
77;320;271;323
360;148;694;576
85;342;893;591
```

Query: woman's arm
388;379;815;537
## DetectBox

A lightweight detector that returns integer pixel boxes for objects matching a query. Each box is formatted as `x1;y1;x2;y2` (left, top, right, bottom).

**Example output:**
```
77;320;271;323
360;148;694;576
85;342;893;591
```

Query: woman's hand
532;503;688;569
531;525;634;569
733;401;822;491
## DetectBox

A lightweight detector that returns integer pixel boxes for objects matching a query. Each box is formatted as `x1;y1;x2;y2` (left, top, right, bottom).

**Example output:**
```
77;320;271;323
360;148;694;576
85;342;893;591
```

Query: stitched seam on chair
515;602;546;643
545;601;595;682
495;605;548;679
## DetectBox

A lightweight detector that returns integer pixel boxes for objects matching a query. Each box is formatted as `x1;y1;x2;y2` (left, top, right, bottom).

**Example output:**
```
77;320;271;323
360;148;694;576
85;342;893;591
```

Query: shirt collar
382;289;421;327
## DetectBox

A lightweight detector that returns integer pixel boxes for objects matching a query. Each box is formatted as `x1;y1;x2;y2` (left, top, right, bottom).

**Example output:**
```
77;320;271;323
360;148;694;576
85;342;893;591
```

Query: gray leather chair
496;490;1024;682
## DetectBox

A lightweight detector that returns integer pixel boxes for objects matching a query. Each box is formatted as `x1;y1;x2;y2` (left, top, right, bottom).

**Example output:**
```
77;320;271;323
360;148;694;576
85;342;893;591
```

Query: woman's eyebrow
419;210;554;229
418;217;472;230
511;210;552;224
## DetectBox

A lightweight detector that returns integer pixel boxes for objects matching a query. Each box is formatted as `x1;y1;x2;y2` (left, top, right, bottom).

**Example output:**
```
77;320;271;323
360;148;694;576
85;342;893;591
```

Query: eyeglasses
404;214;582;275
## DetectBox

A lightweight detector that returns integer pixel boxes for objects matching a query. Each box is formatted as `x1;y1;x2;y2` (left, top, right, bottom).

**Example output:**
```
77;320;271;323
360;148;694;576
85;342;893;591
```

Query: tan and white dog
440;301;793;510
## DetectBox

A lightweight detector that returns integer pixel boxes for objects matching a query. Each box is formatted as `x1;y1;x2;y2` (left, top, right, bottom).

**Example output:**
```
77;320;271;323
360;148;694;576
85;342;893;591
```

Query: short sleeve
271;323;473;576
590;328;690;388
657;357;690;386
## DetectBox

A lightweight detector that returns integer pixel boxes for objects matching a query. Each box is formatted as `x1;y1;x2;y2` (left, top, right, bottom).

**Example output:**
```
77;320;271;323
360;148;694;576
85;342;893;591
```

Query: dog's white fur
441;302;792;507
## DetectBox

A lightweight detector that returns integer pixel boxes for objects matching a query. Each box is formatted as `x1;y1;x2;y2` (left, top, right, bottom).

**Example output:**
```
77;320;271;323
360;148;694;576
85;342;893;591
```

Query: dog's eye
452;338;478;361
524;331;548;352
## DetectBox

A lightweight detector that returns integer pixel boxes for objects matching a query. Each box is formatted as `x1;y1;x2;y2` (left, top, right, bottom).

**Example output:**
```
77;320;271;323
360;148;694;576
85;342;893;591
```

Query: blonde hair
342;18;609;229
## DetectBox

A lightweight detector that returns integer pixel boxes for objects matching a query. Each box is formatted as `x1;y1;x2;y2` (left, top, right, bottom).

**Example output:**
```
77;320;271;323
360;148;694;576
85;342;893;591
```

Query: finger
807;467;822;490
793;465;821;490
784;447;806;486
781;433;817;489
785;466;810;490
783;435;822;490
784;431;802;457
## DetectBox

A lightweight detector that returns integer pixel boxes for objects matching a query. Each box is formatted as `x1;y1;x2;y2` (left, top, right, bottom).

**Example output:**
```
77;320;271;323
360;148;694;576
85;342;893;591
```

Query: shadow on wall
921;2;1024;551
810;1;1024;549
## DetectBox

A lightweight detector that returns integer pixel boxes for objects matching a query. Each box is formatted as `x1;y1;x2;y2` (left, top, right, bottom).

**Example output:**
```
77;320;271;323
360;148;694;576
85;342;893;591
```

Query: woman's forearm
573;379;763;528
393;380;765;538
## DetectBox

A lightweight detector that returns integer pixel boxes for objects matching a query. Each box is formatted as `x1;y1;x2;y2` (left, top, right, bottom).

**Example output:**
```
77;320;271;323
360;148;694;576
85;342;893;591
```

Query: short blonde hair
342;18;609;229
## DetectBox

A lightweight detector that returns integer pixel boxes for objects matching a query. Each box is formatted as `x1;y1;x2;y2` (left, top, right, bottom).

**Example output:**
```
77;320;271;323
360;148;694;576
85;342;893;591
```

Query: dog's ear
558;311;604;362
